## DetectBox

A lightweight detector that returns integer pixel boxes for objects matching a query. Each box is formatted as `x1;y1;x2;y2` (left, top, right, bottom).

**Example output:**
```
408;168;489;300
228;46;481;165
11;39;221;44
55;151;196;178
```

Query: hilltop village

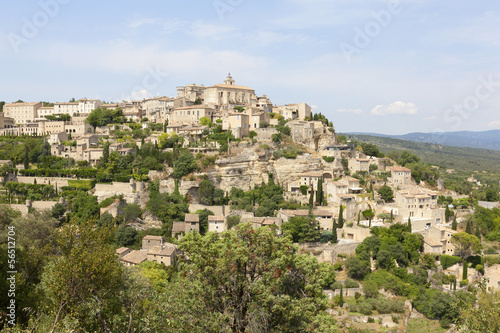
1;74;499;331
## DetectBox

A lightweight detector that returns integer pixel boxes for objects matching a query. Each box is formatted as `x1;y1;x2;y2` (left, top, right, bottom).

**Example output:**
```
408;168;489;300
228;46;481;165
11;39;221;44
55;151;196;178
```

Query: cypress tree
369;182;373;193
357;212;360;225
339;285;344;307
451;215;457;231
390;209;394;222
316;177;323;206
475;225;481;240
23;147;29;169
462;260;468;281
445;206;451;222
332;219;338;243
308;189;314;208
338;205;344;229
453;279;457;291
465;218;472;234
407;216;412;233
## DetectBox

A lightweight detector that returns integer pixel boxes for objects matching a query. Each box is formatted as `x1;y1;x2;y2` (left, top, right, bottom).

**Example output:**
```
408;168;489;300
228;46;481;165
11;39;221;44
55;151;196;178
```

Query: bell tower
224;73;235;86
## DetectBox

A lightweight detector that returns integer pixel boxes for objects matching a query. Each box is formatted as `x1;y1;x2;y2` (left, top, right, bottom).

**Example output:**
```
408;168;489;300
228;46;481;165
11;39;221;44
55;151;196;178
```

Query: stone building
203;74;257;109
388;166;412;186
4;102;43;124
171;105;215;125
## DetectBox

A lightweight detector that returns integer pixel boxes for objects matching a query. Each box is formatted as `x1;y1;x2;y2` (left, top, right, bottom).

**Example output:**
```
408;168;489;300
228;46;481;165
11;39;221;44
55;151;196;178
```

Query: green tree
195;209;214;235
226;215;241;230
115;225;139;247
398;150;420;166
377;185;394;202
452;215;457;231
451;232;481;260
198;179;215;206
377;213;390;222
316;177;323;205
309;189;314;208
338;205;344;229
331;220;338;243
345;256;370;280
123;203;141;222
445;206;452;222
462;260;468;280
457;285;500;332
199;116;212;127
40;221;125;332
173;150;197;179
165;224;337;332
282;216;321;243
362;209;374;227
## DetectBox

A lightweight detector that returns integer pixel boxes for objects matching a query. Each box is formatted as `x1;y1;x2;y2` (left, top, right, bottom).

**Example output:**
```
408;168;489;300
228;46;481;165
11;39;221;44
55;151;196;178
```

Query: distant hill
342;133;500;173
347;130;500;151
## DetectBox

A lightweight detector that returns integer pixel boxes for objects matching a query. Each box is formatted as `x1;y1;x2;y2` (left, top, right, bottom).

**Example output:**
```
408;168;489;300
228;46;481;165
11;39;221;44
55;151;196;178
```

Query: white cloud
488;120;500;128
371;101;418;116
424;116;437;120
337;108;362;114
188;21;238;40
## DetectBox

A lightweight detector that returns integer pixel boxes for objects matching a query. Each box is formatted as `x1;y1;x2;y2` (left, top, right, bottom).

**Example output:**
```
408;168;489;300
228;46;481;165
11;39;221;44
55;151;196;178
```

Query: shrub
484;255;500;266
322;156;335;163
367;317;375;323
320;231;333;243
299;185;308;195
440;255;462;269
333;262;343;271
344;279;359;288
330;281;343;290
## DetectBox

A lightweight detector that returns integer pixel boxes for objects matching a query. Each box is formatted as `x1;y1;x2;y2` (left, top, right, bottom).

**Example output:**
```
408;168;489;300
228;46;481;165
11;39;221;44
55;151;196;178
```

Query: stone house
208;215;226;233
147;245;177;266
171;105;215;125
388;166;412;186
142;235;167;250
348;158;370;173
222;112;250;138
417;226;457;255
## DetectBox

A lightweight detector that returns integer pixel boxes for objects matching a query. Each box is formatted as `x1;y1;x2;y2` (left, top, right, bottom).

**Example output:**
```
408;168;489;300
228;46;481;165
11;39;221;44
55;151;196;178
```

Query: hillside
343;133;500;173
348;130;500;151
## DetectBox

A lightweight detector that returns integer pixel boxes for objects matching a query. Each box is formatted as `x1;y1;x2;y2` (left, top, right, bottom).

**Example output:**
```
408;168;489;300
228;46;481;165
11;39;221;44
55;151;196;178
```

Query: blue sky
1;0;499;134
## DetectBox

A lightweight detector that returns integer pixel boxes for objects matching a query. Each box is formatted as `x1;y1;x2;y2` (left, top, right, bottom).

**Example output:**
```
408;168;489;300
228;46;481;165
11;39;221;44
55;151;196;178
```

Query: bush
320;231;333;243
333;262;343;271
344;279;359;288
330;281;343;290
367;317;375;323
322;156;335;163
484;255;500;266
440;255;462;269
299;185;308;195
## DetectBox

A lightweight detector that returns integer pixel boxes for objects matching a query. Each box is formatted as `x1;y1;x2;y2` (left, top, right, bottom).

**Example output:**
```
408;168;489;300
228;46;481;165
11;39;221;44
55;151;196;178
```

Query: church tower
224;73;235;86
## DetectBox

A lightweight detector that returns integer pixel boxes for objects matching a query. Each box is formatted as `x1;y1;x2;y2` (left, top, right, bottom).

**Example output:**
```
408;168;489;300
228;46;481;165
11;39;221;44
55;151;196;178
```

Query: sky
0;0;499;135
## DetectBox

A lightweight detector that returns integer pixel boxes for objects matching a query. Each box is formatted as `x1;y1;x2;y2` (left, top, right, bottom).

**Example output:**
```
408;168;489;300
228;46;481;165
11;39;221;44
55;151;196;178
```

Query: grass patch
67;179;96;191
407;318;447;333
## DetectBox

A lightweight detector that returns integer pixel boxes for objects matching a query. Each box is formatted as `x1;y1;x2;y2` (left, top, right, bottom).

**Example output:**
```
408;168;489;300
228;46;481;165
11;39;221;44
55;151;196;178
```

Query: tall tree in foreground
457;284;500;332
159;224;337;332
